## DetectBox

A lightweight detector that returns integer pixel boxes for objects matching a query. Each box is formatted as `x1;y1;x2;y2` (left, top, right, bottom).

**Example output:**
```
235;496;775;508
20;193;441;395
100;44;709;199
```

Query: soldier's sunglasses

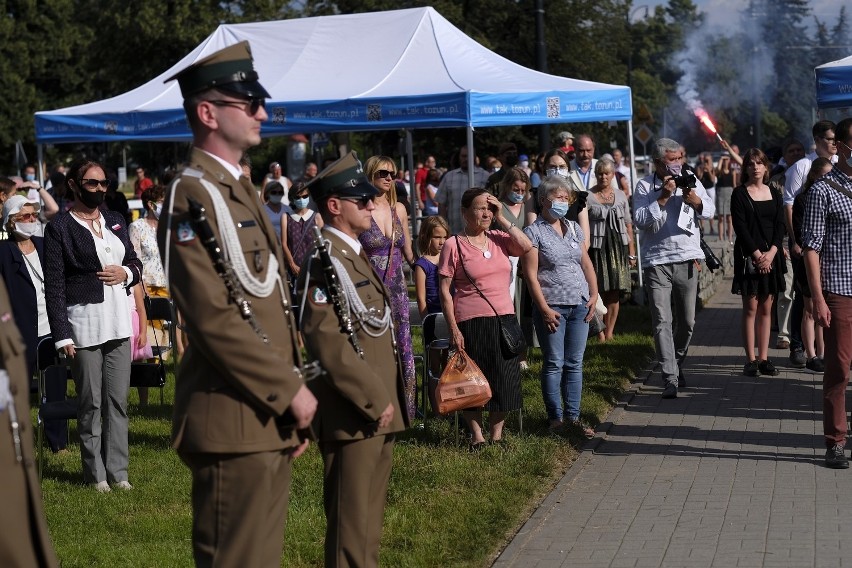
339;196;375;207
208;98;266;115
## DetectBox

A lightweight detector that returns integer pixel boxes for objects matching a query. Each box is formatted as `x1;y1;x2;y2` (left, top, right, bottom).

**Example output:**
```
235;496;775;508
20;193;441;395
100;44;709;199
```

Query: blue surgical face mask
268;194;284;205
546;167;569;178
25;173;36;182
548;201;570;218
293;197;310;210
507;192;524;204
667;163;683;176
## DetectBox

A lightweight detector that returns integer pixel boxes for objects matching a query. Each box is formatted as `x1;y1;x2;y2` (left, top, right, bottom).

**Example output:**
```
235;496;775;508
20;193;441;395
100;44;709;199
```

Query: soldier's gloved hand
574;191;589;212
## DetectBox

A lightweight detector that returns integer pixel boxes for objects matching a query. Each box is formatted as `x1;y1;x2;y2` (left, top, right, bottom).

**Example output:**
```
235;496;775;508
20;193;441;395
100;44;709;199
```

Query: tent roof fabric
815;54;852;110
35;7;632;143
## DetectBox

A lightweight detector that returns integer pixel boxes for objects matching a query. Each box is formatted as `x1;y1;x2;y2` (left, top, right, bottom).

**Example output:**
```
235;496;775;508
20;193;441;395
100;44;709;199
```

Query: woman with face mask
522;175;599;438
43;159;142;492
262;180;289;239
0;195;68;454
496;167;534;369
527;149;591;251
280;181;322;292
128;185;180;402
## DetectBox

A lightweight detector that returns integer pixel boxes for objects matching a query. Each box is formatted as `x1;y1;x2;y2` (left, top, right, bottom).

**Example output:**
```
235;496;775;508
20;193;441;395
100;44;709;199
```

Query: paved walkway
494;279;852;568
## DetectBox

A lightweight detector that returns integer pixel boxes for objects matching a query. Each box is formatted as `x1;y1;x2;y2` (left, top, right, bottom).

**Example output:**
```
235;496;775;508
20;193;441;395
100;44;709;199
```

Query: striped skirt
457;316;522;412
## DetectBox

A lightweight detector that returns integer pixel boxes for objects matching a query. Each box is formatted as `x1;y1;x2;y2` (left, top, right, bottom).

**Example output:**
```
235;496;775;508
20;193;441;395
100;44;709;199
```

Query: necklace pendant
483;250;492;259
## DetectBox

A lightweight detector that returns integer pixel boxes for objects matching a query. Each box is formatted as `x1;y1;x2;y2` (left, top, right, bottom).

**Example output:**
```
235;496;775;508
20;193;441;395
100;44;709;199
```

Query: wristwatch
628;255;637;260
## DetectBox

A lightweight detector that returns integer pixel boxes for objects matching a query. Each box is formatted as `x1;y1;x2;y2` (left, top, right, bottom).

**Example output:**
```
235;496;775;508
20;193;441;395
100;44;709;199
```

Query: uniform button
365;402;373;409
267;393;278;402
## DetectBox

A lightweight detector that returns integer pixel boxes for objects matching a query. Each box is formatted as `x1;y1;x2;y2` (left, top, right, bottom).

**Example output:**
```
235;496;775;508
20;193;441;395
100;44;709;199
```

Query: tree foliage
0;0;846;173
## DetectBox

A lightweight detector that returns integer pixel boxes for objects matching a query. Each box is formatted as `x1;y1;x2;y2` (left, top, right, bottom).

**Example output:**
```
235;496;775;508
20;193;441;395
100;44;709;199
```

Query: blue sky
645;0;846;29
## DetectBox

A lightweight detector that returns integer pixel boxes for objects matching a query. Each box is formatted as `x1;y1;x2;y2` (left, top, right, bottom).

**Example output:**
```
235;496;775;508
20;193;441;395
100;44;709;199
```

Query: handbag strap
825;177;852;201
454;235;500;319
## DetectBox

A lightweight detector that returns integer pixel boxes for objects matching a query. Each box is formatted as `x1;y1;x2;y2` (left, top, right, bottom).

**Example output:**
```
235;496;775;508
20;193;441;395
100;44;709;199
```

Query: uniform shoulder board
181;167;204;179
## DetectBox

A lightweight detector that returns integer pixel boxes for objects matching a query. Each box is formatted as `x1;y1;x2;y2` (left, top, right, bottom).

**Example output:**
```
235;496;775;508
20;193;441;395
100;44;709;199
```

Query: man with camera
633;138;715;399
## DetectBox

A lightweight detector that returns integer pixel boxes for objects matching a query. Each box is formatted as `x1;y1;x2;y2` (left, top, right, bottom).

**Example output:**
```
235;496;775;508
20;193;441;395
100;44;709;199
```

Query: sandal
570;419;595;439
469;441;486;452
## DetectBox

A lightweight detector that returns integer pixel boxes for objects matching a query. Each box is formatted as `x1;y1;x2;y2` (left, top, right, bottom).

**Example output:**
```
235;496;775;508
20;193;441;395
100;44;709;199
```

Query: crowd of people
3;37;851;567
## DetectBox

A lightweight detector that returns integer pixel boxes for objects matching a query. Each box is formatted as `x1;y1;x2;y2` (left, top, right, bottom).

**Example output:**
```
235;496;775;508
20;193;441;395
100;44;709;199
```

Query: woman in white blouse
44;159;142;493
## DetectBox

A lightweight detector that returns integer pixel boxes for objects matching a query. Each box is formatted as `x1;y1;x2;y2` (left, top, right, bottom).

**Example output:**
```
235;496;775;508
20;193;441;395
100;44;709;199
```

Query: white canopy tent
35;7;632;141
35;6;641;266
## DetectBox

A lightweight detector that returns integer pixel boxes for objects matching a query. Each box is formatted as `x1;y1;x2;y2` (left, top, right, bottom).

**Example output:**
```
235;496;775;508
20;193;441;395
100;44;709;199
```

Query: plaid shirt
801;166;852;296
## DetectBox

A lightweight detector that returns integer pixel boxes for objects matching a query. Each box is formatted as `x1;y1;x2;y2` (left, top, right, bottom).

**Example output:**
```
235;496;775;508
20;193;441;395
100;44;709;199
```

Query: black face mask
78;188;105;209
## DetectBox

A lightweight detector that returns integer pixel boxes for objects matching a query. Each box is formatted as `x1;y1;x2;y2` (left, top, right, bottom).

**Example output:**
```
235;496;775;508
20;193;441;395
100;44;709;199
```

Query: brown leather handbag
436;349;492;415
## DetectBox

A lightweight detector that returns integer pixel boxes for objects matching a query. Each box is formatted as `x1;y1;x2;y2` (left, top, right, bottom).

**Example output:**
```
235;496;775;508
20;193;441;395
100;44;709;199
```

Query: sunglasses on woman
374;169;395;180
80;178;110;189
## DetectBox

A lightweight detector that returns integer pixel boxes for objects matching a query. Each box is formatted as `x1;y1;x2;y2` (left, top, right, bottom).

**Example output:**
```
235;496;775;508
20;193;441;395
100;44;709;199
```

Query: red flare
695;109;723;142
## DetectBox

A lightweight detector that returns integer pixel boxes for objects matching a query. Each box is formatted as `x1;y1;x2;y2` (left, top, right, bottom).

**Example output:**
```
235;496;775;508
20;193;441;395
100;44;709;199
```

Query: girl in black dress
730;149;786;377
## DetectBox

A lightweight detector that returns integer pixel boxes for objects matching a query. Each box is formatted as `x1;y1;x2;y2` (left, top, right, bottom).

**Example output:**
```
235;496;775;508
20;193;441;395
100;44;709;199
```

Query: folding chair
37;364;77;480
422;313;467;443
144;296;176;359
133;296;172;405
409;301;424;413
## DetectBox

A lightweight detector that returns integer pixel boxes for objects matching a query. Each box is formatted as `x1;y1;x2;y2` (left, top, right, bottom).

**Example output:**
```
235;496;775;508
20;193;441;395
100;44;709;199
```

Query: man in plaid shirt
802;116;852;469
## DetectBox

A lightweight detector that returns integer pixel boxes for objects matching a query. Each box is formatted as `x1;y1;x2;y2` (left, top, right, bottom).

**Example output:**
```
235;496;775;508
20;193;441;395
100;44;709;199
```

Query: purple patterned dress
359;212;415;420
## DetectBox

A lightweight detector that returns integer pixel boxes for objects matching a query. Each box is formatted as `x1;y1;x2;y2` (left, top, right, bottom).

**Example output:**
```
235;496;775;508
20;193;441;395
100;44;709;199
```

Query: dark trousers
790;290;804;352
321;435;395;568
181;450;294;568
822;293;852;448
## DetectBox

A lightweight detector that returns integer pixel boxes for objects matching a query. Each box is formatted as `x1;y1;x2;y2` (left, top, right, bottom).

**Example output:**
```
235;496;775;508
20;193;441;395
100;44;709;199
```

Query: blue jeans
533;304;589;422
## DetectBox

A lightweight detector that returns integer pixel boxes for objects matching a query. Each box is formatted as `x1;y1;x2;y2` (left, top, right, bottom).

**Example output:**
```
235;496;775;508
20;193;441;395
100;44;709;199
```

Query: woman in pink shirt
439;188;532;450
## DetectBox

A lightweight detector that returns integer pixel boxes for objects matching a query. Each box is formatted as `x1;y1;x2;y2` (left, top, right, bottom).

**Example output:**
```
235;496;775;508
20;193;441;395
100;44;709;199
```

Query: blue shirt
524;218;589;306
414;257;441;314
632;172;715;268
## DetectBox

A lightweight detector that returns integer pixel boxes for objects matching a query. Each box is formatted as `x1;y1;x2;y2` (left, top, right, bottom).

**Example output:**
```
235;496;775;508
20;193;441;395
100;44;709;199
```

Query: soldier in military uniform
157;41;317;567
298;153;409;568
0;280;59;568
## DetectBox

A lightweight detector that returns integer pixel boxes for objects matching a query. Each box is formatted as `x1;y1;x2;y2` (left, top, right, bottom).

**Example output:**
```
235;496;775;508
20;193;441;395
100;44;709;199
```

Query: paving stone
493;281;850;568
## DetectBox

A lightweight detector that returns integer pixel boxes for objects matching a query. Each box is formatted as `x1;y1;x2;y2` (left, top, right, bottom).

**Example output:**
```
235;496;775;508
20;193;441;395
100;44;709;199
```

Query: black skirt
457;316;522;412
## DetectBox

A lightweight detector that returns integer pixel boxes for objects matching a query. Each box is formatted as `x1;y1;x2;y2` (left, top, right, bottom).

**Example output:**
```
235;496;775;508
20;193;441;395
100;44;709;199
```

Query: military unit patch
310;286;328;305
176;222;197;245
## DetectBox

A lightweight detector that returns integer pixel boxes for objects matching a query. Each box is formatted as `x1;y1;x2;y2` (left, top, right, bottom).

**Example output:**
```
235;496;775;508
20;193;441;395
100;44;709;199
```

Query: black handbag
454;237;527;356
700;237;722;272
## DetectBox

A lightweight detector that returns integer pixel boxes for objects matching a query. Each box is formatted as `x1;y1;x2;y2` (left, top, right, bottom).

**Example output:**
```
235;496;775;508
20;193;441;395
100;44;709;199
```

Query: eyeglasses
207;98;266;115
374;169;395;180
15;212;38;221
80;178;109;189
268;191;284;196
339;195;375;207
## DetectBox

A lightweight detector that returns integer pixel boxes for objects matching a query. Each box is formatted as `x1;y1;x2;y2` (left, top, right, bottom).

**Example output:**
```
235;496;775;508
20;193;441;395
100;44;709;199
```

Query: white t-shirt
22;249;50;337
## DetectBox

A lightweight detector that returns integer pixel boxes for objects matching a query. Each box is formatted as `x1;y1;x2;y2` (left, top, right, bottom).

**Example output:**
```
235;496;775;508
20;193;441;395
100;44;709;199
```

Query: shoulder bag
454;236;526;355
436;348;492;415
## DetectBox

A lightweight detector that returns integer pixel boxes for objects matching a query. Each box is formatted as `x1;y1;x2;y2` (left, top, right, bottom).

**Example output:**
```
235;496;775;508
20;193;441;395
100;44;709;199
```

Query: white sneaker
112;481;133;491
93;481;111;493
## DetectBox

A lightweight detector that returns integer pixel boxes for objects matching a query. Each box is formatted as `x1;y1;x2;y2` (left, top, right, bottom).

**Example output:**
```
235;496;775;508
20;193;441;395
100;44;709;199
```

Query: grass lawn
35;305;653;567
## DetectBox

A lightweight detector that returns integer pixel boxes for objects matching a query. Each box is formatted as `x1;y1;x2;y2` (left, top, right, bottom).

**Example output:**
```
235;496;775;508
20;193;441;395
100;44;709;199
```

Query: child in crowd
414;215;450;347
281;181;323;294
